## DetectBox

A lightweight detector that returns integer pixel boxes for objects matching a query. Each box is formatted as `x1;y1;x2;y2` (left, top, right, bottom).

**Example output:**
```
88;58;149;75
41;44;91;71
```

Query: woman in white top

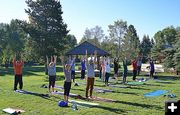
105;57;111;86
100;57;106;82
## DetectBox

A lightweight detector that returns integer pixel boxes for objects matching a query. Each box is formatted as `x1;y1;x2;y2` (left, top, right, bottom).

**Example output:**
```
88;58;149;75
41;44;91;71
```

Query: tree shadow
126;86;150;90
15;90;50;99
154;81;175;84
0;66;64;76
112;91;139;96
155;75;180;81
0;67;14;76
92;105;126;114
114;100;163;110
142;83;163;87
94;84;106;87
71;88;85;92
69;95;126;114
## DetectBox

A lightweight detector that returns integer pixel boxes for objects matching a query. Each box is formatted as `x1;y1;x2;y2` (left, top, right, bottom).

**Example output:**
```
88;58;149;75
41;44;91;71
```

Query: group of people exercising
12;51;154;102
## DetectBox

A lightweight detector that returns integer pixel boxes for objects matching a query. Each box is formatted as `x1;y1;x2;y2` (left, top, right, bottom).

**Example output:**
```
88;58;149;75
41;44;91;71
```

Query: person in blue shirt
81;56;86;79
71;57;76;82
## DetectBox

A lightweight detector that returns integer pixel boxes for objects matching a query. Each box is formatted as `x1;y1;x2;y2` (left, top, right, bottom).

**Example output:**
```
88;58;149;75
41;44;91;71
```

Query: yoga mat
55;86;64;90
69;99;99;106
144;90;168;97
127;82;145;85
94;88;113;92
15;90;49;97
52;91;79;97
92;97;117;102
76;82;86;85
96;90;105;93
109;85;129;88
3;108;25;114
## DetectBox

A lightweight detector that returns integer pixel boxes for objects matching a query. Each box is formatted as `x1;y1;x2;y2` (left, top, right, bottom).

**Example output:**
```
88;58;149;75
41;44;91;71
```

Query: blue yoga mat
144;90;168;97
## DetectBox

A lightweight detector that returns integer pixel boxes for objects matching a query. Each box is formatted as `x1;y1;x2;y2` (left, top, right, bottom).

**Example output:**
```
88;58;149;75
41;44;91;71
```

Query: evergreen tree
173;32;180;75
122;25;140;59
19;0;69;59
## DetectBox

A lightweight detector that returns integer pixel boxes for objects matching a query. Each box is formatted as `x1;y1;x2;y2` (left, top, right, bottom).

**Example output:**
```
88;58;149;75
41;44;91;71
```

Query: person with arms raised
13;52;24;91
85;50;97;98
46;55;57;93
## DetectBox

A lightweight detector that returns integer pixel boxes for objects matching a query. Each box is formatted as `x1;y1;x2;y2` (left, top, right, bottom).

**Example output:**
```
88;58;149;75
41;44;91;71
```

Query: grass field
0;66;180;115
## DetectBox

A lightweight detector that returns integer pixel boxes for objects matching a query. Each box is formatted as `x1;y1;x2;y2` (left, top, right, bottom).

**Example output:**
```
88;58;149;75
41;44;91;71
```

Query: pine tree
21;0;69;58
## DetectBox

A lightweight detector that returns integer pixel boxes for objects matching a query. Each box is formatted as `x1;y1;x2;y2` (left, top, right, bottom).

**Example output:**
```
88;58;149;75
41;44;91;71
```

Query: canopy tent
66;41;109;56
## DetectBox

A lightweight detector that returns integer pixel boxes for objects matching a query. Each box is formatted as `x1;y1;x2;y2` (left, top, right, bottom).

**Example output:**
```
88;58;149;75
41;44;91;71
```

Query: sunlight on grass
0;66;180;115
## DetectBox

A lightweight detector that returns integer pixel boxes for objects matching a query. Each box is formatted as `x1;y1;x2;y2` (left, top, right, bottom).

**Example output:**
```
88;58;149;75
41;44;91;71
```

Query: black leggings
49;76;56;88
81;70;85;79
133;70;137;80
64;81;71;96
14;74;23;90
105;72;110;84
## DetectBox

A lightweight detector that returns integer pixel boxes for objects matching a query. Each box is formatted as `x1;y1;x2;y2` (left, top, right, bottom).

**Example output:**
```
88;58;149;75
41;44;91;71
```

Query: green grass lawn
0;66;180;115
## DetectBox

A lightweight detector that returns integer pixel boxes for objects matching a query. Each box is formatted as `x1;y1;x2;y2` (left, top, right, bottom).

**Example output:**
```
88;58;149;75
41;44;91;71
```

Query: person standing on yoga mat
60;56;72;102
13;52;24;91
137;57;142;76
85;50;97;98
99;58;102;80
132;59;137;80
113;58;119;79
71;57;76;82
105;57;111;86
81;56;86;80
46;55;57;93
101;56;105;82
149;59;155;79
123;57;128;83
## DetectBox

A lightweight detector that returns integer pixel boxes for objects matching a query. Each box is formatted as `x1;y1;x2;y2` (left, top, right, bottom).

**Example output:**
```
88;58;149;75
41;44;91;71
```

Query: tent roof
66;41;109;56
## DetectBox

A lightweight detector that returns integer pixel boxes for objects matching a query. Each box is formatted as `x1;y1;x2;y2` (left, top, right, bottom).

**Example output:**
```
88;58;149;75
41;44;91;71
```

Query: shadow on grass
126;86;150;91
114;100;163;110
0;66;64;77
143;83;163;87
154;81;175;84
15;90;50;99
94;84;106;87
69;95;126;114
71;88;85;92
92;105;126;114
112;91;139;96
155;75;180;81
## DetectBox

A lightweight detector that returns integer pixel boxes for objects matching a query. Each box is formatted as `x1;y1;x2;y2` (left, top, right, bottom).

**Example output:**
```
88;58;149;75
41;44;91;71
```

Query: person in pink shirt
100;57;106;82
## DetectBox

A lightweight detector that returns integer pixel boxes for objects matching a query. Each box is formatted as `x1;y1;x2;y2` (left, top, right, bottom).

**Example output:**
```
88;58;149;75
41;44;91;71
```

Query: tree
63;34;77;53
0;20;26;65
152;26;177;66
80;26;104;47
19;0;69;60
101;36;118;57
173;31;180;74
151;31;165;62
140;35;153;62
108;20;127;57
122;25;140;59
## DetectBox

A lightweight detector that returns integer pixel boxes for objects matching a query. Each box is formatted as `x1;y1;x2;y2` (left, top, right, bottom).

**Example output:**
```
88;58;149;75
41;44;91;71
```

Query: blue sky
0;0;180;42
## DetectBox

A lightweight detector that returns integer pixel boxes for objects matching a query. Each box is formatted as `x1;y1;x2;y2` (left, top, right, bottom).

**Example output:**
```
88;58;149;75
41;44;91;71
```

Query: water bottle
72;102;78;110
